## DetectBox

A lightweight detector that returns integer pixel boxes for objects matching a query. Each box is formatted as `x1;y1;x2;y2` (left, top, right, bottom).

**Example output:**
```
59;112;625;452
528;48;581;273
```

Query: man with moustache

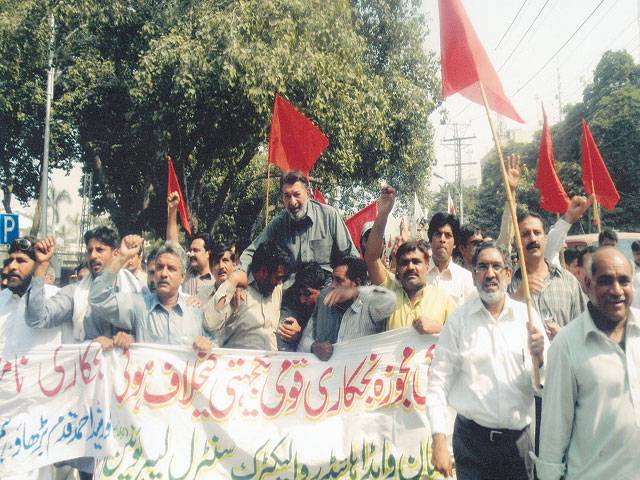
196;241;237;302
511;211;586;336
88;236;212;352
457;224;484;271
238;170;358;274
364;187;456;334
426;212;475;305
166;191;215;296
25;227;134;343
535;247;640;480
427;241;547;479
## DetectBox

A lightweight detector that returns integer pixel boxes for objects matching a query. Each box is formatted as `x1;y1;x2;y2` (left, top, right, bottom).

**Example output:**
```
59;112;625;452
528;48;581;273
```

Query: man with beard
535;248;640;480
364;187;456;334
426;212;475;305
204;241;292;350
25;227;141;344
238;171;358;274
511;211;585;337
166;191;215;296
427;241;547;479
297;256;396;361
88;236;212;352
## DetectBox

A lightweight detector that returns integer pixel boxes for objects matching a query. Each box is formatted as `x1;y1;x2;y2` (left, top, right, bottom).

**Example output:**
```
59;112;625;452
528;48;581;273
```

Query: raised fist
34;236;56;264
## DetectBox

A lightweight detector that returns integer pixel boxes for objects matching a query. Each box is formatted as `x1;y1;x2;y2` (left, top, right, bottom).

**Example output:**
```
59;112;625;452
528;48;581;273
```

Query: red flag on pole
167;157;192;237
535;107;569;214
438;0;524;123
313;186;327;204
581;119;620;210
268;95;329;177
345;202;377;252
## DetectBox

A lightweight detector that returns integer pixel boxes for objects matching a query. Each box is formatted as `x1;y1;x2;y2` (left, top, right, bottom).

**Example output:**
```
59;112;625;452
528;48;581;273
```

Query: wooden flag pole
478;82;541;388
590;179;601;233
265;160;271;227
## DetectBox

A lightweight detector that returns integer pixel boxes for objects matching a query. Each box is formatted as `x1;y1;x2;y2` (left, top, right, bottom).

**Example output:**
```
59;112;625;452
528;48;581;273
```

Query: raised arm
364;187;395;286
166;191;180;242
25;237;74;328
496;154;520;251
545;195;593;266
89;235;145;334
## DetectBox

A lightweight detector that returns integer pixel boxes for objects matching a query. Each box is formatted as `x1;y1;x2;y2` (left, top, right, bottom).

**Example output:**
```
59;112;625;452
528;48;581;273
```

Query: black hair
563;248;580;266
333;255;368;285
8;236;37;260
577;244;598;267
191;232;214;254
471;240;512;271
146;248;158;264
632;241;640;253
396;239;431;262
516;210;547;231
73;262;89;275
279;170;309;190
249;241;292;275
458;224;483;247
84;226;118;249
294;261;327;290
427;212;460;245
2;257;11;268
598;229;618;245
211;241;237;263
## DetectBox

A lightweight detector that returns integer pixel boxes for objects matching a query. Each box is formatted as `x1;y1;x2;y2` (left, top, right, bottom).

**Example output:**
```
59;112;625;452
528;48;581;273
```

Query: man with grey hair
427;241;547;479
88;236;212;351
536;247;640;479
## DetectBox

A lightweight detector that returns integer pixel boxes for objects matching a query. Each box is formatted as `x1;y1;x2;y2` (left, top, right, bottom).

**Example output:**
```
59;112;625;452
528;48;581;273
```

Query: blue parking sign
0;214;19;244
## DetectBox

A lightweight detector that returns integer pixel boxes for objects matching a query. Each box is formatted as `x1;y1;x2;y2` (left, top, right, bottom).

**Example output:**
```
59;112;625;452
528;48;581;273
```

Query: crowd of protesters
1;162;639;480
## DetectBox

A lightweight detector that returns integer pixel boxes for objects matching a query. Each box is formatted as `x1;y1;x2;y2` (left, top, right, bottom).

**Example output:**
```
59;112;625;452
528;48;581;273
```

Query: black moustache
526;243;540;250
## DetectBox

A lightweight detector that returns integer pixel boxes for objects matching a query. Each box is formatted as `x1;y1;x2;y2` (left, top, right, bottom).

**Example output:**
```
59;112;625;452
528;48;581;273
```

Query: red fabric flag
438;0;524;123
313;186;327;204
345;202;377;252
268;95;329;176
167;157;192;237
535;109;569;214
581;119;620;210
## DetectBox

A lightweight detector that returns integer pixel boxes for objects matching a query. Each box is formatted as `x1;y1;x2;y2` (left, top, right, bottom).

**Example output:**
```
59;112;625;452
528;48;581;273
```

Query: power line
498;0;552;72
495;0;529;50
512;0;608;98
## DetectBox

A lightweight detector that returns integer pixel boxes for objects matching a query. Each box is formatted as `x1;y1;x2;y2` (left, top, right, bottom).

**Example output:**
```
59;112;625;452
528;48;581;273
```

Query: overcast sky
423;0;639;190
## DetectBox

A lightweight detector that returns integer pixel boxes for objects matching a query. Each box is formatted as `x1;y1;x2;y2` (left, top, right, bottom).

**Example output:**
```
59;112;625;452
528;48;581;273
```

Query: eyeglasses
474;263;507;273
10;237;33;254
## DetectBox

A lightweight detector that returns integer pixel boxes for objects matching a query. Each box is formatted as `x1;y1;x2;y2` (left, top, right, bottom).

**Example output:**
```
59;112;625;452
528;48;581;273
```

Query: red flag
536;108;569;214
268;95;329;176
438;0;524;123
313;186;327;204
581;119;620;210
345;202;377;252
167;157;192;237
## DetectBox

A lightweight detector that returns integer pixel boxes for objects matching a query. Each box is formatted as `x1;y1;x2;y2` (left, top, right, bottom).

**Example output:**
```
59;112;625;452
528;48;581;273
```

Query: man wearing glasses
427;241;547;480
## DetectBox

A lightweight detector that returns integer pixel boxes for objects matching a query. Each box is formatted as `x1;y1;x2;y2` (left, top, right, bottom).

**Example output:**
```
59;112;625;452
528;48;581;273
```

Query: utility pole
38;14;55;237
78;170;93;258
441;123;476;224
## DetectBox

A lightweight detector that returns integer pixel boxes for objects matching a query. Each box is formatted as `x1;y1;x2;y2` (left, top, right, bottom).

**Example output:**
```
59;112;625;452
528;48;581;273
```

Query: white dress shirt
633;267;640;308
426;295;548;434
535;307;640;480
427;258;475;305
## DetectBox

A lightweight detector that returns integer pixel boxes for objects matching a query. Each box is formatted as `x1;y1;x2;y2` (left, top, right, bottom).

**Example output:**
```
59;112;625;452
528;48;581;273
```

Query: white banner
0;329;439;479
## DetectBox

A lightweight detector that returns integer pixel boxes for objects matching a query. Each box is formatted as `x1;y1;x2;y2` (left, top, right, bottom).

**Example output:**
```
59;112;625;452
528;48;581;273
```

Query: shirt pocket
309;238;333;263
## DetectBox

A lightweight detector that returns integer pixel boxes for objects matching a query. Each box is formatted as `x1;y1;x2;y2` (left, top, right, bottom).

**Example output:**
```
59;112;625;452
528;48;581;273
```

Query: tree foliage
476;49;640;235
1;0;439;245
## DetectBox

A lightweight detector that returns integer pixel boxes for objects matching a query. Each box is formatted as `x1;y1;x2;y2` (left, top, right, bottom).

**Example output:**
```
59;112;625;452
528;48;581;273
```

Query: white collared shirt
426;295;548;434
536;307;640;480
427;258;475;305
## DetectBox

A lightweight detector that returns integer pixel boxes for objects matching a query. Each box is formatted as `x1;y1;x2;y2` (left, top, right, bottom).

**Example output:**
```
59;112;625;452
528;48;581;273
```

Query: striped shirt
509;262;586;327
297;285;396;352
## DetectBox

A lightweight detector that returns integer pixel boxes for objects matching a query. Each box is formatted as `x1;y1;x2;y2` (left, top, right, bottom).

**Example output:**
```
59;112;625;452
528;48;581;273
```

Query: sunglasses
10;237;34;254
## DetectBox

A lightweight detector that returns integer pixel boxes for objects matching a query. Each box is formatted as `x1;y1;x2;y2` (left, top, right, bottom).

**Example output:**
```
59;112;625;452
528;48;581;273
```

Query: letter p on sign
0;214;19;244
